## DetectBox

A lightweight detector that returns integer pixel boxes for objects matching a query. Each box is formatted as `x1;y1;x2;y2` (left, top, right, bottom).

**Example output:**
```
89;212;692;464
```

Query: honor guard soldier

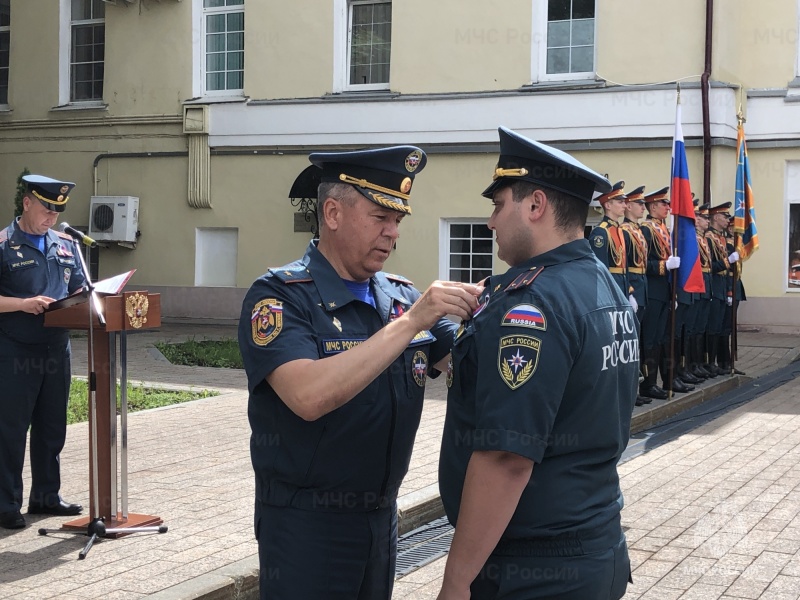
639;187;688;399
0;175;86;530
620;185;651;406
589;181;630;297
438;127;634;600
705;202;733;376
238;146;481;599
686;202;715;380
722;214;746;374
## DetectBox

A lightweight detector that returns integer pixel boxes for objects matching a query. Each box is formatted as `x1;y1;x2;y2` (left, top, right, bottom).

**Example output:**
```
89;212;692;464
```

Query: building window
442;221;493;284
347;1;391;90
532;0;595;82
0;0;9;105
546;0;594;76
203;0;244;95
786;162;800;291
70;0;104;102
196;228;238;287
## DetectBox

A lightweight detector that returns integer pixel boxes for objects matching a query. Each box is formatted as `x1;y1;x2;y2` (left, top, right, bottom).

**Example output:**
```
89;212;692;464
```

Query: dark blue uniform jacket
239;241;457;511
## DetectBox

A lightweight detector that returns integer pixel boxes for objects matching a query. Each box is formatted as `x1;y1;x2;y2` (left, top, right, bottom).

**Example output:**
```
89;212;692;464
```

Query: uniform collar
509;238;593;273
8;218;59;250
301;241;409;314
646;216;665;225
623;217;639;225
601;215;619;227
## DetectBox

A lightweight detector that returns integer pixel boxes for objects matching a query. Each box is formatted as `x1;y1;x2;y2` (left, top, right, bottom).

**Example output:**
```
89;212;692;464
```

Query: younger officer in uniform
686;203;714;380
589;181;630;298
438;128;636;600
620;186;650;406
705;203;734;376
0;175;86;530
238;146;481;600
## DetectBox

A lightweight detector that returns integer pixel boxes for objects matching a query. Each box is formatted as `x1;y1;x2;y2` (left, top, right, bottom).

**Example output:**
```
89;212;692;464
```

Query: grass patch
68;379;217;425
155;338;243;369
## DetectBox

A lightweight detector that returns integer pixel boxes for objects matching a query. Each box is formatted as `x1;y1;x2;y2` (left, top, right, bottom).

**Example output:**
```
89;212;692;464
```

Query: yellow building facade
0;0;798;329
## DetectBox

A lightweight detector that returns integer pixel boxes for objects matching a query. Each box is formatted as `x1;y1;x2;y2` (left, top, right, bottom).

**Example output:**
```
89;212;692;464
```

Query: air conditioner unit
89;196;139;243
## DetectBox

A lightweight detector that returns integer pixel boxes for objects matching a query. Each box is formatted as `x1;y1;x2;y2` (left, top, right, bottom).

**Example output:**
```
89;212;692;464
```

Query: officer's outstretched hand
21;295;56;315
406;281;483;330
665;255;681;270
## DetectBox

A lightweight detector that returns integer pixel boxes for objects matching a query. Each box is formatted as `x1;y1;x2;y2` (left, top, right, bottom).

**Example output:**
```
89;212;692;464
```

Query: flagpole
730;107;745;373
668;85;681;401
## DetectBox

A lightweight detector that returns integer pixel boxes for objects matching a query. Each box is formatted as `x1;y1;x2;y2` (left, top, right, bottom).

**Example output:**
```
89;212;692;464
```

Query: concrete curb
147;556;260;600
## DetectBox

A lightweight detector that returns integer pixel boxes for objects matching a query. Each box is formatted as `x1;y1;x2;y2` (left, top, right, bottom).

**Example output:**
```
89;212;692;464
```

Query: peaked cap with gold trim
309;146;427;215
625;185;646;204
644;186;670;204
597;180;626;205
23;174;75;213
708;201;732;216
482;127;611;203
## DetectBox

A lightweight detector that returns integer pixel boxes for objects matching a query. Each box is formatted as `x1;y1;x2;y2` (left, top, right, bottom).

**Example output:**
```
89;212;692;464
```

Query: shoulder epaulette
598;221;610;229
55;230;73;241
505;266;544;292
384;272;413;286
0;228;7;244
269;267;313;284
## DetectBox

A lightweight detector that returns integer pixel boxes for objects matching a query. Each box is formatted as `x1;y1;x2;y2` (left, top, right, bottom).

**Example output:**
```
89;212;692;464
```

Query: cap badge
57;195;64;202
60;185;70;194
405;150;423;173
400;177;412;194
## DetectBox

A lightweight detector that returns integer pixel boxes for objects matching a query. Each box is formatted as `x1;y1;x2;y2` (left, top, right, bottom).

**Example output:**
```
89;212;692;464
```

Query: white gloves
728;251;740;264
727;297;733;306
666;255;681;270
629;295;638;313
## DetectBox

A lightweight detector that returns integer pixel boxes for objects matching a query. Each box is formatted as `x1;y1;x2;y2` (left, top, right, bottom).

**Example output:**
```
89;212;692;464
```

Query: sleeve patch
501;304;547;331
498;335;541;390
251;299;284;346
592;235;605;248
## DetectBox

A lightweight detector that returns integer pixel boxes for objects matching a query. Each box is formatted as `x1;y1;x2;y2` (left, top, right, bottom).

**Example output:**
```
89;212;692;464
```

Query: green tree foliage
14;167;30;217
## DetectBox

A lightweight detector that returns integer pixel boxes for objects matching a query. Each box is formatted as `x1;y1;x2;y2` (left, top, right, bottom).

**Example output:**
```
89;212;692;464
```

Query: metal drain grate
395;516;453;578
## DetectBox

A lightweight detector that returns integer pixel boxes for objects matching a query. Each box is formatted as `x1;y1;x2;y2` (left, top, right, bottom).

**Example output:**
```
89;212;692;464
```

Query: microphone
59;222;98;248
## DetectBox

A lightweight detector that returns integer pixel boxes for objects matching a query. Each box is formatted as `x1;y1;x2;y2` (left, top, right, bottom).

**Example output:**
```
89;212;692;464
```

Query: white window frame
785;161;800;292
193;0;245;99
439;218;494;283
334;0;391;93
531;0;596;84
0;0;9;107
63;0;105;104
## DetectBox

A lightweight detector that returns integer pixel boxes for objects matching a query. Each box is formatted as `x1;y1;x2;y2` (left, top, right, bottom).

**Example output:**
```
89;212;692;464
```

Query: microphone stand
37;236;167;559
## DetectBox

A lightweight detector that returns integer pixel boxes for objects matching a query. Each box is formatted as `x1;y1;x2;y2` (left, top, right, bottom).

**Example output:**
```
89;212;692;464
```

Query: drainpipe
701;0;714;203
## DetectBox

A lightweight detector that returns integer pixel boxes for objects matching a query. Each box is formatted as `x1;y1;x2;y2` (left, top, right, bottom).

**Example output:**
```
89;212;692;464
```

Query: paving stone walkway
0;325;796;599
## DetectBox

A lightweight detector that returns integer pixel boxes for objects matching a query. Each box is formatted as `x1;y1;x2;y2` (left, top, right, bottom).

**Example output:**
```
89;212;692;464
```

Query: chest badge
332;316;342;332
498;335;541;390
251;298;283;346
63;267;71;285
16;251;23;258
446;357;453;388
412;350;428;387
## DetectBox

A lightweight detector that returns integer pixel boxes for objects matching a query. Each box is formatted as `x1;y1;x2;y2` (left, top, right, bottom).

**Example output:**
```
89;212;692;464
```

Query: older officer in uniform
589;181;630;297
0;175;86;530
238;146;480;600
438;128;636;600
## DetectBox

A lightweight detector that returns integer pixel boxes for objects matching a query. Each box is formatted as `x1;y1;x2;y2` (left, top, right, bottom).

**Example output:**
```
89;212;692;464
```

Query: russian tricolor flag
670;99;705;294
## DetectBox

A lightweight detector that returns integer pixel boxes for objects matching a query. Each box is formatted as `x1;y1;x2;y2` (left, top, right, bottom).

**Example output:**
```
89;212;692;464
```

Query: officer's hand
728;251;740;264
21;295;56;315
628;294;638;313
727;296;733;306
407;281;483;330
666;255;681;270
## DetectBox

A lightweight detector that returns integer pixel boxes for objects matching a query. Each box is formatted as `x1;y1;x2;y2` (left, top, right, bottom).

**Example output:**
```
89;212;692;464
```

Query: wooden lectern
45;289;163;535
